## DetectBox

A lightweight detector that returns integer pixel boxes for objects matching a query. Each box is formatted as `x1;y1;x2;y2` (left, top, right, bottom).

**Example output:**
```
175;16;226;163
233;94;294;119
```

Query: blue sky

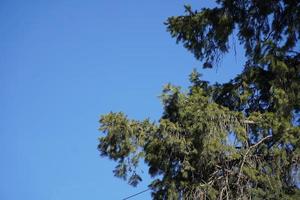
0;1;245;199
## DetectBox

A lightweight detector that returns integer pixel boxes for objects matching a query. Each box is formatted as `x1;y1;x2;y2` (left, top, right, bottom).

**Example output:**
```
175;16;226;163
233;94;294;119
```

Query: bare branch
237;135;272;184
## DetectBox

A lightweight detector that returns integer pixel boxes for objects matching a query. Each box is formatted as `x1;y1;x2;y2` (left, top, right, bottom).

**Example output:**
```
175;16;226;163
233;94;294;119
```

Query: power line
122;188;150;200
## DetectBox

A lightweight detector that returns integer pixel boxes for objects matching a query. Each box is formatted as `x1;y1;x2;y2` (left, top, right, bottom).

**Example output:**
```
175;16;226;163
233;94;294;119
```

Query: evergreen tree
98;0;300;199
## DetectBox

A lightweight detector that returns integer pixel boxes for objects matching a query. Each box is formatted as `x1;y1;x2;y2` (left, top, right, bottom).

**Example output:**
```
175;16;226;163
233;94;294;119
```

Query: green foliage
98;0;300;199
166;0;300;69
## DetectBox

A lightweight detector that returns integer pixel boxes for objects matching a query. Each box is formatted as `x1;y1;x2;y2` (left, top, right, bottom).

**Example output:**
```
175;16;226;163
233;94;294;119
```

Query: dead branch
237;135;272;184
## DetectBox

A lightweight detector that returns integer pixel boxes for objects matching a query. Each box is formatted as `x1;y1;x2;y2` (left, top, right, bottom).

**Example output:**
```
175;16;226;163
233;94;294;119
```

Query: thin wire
122;188;150;200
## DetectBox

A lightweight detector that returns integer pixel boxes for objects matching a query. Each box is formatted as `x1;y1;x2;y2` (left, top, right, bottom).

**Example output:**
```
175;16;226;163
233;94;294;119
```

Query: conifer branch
237;135;272;184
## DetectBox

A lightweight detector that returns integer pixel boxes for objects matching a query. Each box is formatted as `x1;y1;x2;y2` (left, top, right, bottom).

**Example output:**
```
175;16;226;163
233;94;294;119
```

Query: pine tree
98;1;300;199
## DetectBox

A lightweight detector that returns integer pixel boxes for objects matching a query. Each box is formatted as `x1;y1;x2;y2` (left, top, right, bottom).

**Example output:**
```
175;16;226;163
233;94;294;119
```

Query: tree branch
237;135;272;184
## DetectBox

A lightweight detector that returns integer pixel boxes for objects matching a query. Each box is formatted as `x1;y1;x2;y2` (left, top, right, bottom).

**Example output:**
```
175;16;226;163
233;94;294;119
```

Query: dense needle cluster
98;0;300;199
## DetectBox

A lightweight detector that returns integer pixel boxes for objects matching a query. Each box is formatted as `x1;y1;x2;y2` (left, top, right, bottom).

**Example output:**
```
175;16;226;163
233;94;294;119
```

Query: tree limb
237;135;272;184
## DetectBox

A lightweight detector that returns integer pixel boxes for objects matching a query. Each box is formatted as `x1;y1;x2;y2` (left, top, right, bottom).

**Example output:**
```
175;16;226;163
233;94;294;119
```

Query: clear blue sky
0;1;245;199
